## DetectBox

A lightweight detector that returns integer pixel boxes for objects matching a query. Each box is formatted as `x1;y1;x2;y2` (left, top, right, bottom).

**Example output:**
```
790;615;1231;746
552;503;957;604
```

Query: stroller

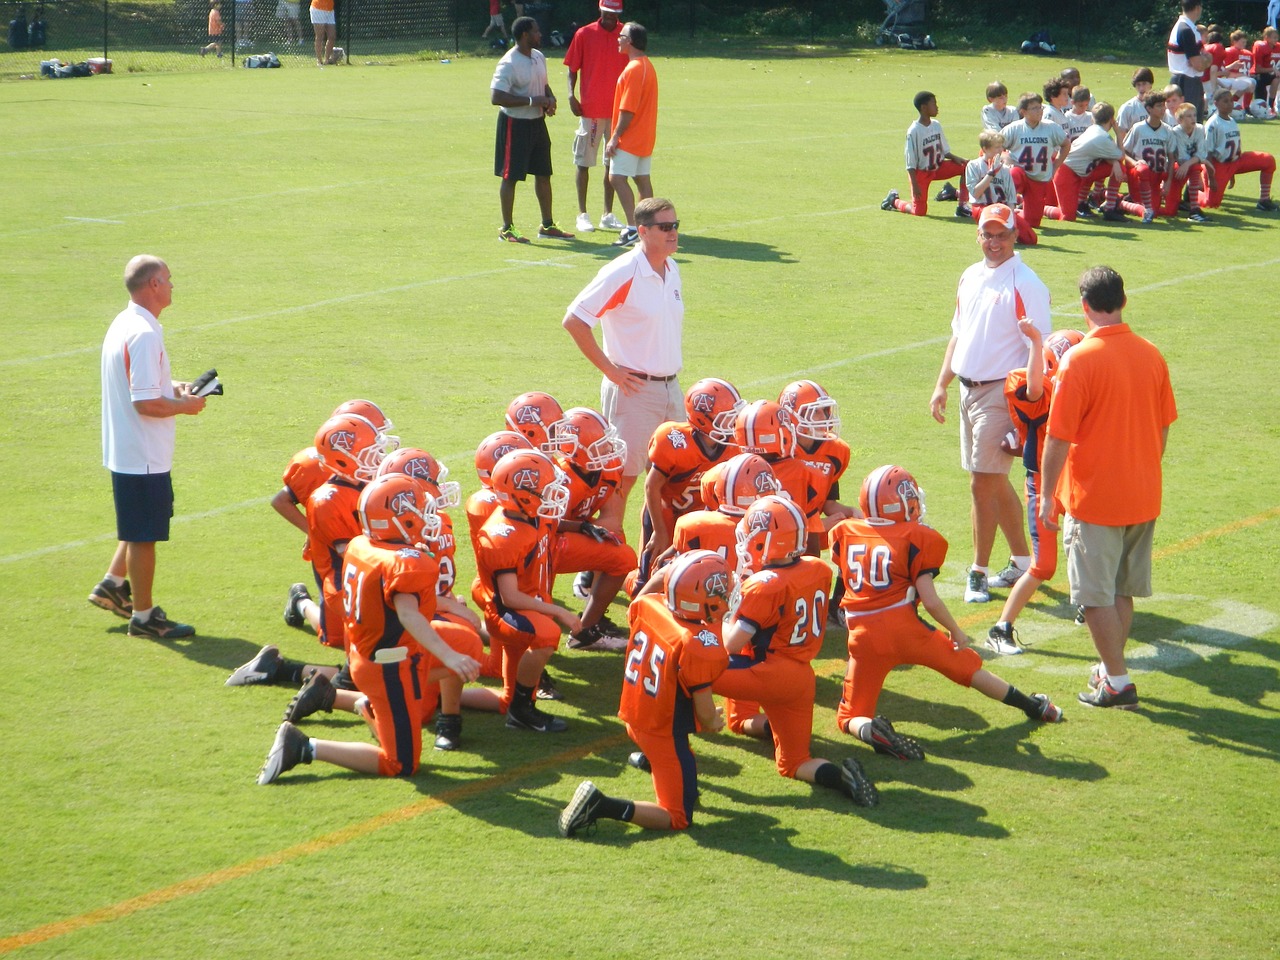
875;0;935;48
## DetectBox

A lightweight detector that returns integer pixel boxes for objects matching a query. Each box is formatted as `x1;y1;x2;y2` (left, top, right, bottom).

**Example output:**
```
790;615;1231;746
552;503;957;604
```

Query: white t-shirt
101;301;176;474
981;103;1019;131
492;47;548;120
568;245;683;376
950;254;1052;383
904;118;949;171
1063;123;1123;176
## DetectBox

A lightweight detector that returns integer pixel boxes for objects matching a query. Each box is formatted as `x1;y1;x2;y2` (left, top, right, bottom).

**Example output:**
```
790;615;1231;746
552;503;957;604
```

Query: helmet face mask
665;549;734;625
492;449;571;522
315;414;386;483
358;474;440;546
542;407;627;472
779;380;842;440
685;377;745;443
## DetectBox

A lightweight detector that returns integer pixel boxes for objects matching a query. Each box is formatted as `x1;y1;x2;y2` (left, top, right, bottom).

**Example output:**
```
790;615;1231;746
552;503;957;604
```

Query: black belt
958;376;1002;388
633;372;678;382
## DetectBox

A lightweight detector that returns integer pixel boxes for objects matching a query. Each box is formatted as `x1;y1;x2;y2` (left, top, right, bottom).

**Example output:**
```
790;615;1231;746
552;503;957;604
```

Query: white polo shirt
950;254;1051;383
101;301;176;474
567;245;683;377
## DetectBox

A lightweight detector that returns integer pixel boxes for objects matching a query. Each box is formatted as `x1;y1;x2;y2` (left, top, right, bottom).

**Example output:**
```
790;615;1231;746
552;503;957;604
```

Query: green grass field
2;44;1278;959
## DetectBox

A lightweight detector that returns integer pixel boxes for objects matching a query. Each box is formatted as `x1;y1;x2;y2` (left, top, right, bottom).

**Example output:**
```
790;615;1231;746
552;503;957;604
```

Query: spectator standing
605;22;658;247
1168;0;1211;119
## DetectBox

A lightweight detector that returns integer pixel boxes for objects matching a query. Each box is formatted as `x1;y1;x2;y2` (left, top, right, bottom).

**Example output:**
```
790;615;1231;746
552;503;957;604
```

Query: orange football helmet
715;453;782;516
1043;329;1085;379
733;400;797;458
665;549;734;625
474;430;533;487
491;449;571;522
684;377;744;443
332;399;400;452
505;392;564;448
779;379;841;440
357;473;440;546
543;407;627;472
377;447;461;509
859;465;926;523
735;495;806;574
314;414;385;483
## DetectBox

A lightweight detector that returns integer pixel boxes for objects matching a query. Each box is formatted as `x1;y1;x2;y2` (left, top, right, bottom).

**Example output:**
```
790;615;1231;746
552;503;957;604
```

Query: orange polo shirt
613;56;658;157
1046;324;1176;526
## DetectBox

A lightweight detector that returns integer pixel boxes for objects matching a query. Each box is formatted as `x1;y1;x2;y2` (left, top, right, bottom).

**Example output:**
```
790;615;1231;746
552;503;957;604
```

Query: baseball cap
977;203;1015;231
599;0;623;11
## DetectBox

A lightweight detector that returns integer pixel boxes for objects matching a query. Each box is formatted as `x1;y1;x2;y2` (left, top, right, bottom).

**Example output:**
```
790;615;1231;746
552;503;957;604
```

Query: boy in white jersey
1200;88;1277;210
1123;91;1176;222
964;130;1036;243
1044;102;1140;222
1166;103;1212;221
1061;87;1095;143
1116;67;1155;142
1002;92;1069;227
982;81;1019;131
1043;77;1071;127
882;90;970;218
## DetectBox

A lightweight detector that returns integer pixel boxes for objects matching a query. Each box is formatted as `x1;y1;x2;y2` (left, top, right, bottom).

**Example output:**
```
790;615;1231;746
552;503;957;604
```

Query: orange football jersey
473;509;556;613
434;512;458;597
1004;369;1055;471
647;421;733;516
619;594;728;737
306;479;362;594
558;456;623;523
283;446;330;507
341;534;440;661
465;488;502;543
795;436;850;510
671;508;738;562
733;555;833;664
828;518;948;616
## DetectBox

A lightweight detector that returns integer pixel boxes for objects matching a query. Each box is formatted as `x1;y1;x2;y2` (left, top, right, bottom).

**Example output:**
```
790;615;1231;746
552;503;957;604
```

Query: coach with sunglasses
562;196;683;531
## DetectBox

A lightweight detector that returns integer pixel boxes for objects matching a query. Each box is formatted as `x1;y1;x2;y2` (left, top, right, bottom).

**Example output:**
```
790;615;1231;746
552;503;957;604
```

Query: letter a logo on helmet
389;490;417;516
328;430;356;453
514;405;540;425
690;391;716;416
512;467;540;490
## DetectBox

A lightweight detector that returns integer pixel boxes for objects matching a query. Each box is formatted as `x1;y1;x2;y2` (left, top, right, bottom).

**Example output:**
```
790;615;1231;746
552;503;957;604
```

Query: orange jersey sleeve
830;518;948;616
619;595;728;736
473;510;555;612
732;556;832;664
1004;368;1054;469
465;488;501;543
766;455;822;519
648;422;733;515
283;447;329;506
341;535;440;661
306;480;363;594
672;509;738;562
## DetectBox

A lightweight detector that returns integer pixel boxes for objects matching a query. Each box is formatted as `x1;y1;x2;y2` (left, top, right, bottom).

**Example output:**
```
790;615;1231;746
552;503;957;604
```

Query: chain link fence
0;0;474;76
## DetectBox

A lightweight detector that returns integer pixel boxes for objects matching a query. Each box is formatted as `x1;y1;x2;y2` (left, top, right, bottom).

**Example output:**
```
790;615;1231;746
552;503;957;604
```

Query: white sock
1011;555;1032;570
133;606;154;621
971;565;989;576
104;573;126;586
1107;672;1132;690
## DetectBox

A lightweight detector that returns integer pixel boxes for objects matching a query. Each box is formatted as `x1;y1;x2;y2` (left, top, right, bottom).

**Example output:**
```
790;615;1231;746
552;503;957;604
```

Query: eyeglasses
979;230;1012;241
639;220;679;232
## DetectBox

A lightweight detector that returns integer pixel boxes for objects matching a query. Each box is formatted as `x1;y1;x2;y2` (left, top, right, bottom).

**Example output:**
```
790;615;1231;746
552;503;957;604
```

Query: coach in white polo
563;195;683;530
90;255;206;640
929;203;1050;604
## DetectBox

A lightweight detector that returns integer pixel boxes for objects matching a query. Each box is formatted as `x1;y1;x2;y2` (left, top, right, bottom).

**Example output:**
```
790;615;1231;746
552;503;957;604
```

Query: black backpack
8;11;28;50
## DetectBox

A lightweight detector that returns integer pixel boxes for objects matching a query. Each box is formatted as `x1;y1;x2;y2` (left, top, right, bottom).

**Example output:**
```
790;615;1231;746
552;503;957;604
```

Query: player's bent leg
632;727;696;830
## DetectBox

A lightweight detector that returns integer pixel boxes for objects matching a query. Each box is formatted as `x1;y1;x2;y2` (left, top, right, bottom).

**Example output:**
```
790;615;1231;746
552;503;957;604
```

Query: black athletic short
494;113;553;181
112;470;174;543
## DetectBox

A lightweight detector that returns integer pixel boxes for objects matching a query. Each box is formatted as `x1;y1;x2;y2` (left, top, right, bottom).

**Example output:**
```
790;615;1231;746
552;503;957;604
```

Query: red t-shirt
563;19;628;119
1251;40;1277;75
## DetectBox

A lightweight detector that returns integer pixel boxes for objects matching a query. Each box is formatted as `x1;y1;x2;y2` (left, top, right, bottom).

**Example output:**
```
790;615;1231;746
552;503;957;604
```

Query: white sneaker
600;211;624;230
575;212;595;233
964;569;990;603
988;560;1028;588
986;623;1024;656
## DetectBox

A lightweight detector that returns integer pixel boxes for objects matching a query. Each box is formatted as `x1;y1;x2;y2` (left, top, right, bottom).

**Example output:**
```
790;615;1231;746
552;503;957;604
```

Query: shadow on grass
675;234;796;263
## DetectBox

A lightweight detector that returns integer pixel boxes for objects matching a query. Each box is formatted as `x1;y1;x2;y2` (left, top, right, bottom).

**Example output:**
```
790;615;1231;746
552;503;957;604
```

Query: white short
958;380;1015;474
488;12;504;26
572;117;610;168
601;375;683;477
610;147;652;179
310;6;335;24
278;0;300;17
